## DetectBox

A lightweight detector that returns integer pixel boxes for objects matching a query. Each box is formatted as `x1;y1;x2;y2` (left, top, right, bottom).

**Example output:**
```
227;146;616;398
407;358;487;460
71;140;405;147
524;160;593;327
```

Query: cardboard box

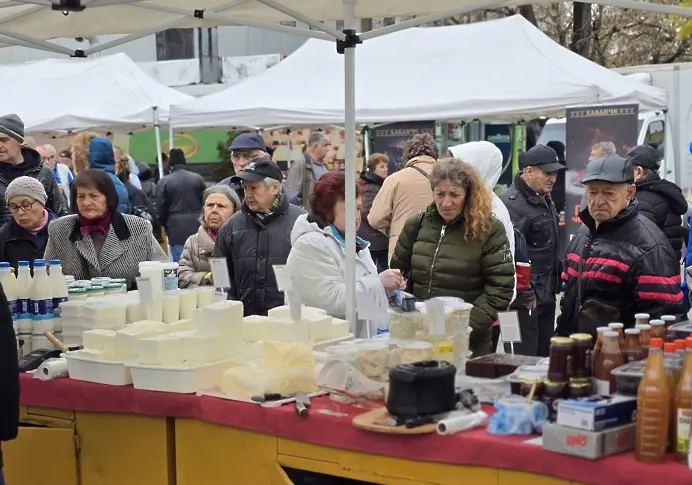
557;395;637;431
542;422;636;459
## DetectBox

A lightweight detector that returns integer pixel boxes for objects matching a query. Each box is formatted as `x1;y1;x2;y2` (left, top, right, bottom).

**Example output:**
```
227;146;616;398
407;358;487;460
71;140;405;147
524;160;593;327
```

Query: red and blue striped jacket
556;200;684;337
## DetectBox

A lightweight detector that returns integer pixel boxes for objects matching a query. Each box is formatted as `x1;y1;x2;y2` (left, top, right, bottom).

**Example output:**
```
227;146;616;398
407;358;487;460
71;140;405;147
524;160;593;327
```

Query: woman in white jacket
285;171;405;337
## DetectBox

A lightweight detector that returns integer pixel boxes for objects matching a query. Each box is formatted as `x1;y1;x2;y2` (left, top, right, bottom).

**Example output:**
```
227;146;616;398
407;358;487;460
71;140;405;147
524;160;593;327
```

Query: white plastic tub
63;351;132;386
126;359;233;394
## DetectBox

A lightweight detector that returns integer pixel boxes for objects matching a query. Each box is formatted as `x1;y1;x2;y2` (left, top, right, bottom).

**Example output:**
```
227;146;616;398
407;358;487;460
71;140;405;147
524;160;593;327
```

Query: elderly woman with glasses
0;176;56;270
179;185;241;288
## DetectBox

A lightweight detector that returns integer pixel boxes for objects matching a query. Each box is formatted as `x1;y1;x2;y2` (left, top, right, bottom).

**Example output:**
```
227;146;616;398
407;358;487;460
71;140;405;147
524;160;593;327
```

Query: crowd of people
1;110;691;483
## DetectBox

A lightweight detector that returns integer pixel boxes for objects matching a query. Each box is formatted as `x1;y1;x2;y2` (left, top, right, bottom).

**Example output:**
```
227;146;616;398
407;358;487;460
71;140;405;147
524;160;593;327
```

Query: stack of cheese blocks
241;305;350;343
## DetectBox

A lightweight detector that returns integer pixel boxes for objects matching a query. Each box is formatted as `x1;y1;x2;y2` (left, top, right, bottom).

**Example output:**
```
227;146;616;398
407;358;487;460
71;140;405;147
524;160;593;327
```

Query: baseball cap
625;145;660;170
581;154;634;184
229;132;266;152
520;145;565;172
230;157;283;184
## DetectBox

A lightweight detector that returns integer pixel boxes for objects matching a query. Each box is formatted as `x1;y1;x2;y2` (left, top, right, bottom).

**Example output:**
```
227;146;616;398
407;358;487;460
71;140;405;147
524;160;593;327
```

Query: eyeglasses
9;200;37;213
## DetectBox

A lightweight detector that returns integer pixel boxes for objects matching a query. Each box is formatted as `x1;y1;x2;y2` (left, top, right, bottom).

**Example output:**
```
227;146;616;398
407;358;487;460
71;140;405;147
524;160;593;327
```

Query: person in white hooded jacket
447;141;515;261
285;171;405;337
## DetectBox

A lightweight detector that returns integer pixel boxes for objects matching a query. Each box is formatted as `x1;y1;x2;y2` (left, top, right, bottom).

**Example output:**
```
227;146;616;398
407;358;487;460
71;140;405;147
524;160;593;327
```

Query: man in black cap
501;145;564;356
626;144;688;261
556;154;684;341
0;113;68;226
213;157;305;316
219;132;299;205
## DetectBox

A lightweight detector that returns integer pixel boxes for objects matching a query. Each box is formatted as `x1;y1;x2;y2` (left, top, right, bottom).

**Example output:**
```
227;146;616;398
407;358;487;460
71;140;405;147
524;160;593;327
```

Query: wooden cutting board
352;407;437;434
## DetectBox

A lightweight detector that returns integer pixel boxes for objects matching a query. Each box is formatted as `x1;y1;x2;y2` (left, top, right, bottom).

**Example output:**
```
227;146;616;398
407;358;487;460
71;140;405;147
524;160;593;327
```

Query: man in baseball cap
0;113;68;226
500;144;564;356
213;156;305;316
556;154;684;338
625;145;687;261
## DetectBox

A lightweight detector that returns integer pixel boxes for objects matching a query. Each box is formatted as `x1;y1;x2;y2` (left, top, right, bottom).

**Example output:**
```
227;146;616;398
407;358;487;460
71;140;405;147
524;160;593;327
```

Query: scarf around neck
28;210;49;236
79;211;112;238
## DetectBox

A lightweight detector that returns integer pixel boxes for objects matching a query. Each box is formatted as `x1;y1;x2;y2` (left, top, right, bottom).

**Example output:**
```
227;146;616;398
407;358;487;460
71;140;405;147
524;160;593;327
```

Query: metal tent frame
1;0;690;324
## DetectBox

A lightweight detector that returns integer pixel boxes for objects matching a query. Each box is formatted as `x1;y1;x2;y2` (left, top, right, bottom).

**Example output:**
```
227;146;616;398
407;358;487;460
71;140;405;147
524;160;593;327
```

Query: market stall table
6;374;691;485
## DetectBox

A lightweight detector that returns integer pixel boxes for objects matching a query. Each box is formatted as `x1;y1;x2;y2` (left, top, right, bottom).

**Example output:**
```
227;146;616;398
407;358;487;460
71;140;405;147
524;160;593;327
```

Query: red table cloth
19;374;691;485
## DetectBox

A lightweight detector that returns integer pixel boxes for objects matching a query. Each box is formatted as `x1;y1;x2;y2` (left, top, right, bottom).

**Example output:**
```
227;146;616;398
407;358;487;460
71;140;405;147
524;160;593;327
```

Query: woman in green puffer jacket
390;158;515;356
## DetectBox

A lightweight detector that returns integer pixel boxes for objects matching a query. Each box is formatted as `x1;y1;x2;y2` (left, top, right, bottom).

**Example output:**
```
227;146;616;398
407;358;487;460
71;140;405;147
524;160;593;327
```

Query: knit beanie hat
5;176;47;205
0;114;25;143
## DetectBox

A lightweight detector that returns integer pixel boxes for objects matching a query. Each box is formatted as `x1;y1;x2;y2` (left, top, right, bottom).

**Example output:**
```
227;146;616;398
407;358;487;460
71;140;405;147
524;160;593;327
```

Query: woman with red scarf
44;169;166;289
178;185;240;288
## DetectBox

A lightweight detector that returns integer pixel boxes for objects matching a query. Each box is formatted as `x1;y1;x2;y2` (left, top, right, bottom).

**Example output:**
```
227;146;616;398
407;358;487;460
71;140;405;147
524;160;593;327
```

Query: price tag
498;311;522;343
426;298;446;336
213;288;227;303
272;265;292;292
209;257;231;289
136;277;154;305
285;288;302;322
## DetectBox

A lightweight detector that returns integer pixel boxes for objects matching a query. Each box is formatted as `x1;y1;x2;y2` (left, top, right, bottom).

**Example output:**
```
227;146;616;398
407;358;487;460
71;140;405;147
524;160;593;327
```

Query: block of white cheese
168;319;194;331
268;305;326;321
115;326;167;360
267;318;310;342
242;315;269;342
82;329;117;360
304;314;333;342
138;335;184;366
197;300;243;342
182;332;227;364
330;318;350;339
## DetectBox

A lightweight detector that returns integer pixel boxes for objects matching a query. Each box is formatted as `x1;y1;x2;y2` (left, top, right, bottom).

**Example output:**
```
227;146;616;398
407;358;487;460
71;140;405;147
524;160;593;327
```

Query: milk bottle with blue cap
30;259;53;329
0;262;17;323
15;260;32;332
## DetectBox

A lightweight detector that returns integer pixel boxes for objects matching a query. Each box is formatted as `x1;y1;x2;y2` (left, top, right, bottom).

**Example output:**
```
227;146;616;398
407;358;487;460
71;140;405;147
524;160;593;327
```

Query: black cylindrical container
386;360;456;418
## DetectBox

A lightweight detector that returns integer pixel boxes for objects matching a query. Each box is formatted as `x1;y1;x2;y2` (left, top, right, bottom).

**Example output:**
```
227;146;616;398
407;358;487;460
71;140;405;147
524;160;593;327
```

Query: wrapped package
387;308;423;339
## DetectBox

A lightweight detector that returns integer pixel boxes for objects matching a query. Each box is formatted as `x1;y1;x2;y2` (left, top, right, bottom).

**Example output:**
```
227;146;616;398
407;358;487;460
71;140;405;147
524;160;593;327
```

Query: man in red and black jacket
556;154;684;339
0;283;18;484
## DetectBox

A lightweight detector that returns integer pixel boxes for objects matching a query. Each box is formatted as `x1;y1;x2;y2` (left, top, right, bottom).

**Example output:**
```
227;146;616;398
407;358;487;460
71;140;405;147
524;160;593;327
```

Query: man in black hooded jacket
627;144;688;261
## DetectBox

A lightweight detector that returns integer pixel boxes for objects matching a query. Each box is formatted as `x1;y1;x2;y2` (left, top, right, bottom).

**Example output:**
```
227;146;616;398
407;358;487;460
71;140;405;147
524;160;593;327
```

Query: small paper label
498;311;522;343
19;298;31;315
136;277;154;305
213;289;227;303
593;378;610;395
209;257;231;289
426;298;446;336
273;265;292;292
33;299;54;316
677;408;691;453
285;288;302;322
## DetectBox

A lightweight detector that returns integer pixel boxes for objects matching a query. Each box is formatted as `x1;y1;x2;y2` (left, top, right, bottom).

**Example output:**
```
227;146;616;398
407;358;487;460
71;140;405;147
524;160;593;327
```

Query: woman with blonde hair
390;158;515;356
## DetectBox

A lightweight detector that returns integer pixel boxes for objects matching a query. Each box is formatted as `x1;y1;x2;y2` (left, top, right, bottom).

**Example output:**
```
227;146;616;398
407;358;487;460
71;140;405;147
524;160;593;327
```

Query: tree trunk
570;3;593;58
517;5;538;26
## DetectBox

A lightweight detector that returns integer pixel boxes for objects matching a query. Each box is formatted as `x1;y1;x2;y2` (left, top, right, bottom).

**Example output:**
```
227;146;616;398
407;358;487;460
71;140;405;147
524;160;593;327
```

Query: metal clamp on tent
336;29;361;55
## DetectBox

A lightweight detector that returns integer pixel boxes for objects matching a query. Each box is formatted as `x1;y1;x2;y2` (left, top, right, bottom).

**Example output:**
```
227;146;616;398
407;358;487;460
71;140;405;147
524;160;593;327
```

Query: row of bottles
636;337;692;465
0;260;69;332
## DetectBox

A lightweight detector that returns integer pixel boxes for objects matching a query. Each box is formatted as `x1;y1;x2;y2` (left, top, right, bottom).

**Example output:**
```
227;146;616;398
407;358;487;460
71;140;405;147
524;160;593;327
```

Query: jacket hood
88;137;116;173
636;173;688;215
404;155;436;169
137;163;153;181
290;213;367;249
360;170;384;186
448;141;502;190
19;146;43;170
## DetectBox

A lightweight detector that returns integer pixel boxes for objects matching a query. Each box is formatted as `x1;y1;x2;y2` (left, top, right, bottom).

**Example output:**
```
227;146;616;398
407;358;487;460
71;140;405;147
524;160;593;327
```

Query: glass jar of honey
634;313;650;327
569;333;593;379
520;378;544;400
623;328;646;362
543;380;567;420
548;337;573;382
569;378;592;398
591;327;610;378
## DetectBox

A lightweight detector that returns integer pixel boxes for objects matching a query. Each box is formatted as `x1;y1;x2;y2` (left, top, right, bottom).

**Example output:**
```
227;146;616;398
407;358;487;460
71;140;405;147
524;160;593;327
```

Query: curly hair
403;133;438;163
115;155;130;183
72;131;104;175
430;157;493;242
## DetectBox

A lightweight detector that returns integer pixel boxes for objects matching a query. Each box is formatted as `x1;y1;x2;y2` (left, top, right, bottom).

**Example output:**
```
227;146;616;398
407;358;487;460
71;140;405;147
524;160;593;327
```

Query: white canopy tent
0;52;193;133
171;15;668;129
4;0;688;324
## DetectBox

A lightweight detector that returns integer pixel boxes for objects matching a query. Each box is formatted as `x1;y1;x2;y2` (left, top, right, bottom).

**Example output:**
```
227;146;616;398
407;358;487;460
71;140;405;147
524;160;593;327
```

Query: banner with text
564;104;639;244
373;121;436;174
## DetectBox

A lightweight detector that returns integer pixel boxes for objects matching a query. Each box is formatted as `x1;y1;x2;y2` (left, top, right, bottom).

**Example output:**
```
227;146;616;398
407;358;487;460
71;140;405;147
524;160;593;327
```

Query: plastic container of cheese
126;359;233;394
63;350;132;386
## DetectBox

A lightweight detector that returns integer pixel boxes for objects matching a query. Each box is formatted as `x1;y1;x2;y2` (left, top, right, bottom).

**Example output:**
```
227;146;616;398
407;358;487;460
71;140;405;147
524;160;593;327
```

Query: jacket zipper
427;225;446;297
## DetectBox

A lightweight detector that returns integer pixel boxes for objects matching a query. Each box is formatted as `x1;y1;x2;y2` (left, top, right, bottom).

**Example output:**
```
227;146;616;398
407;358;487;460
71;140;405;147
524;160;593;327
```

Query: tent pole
169;124;174;149
153;108;165;180
343;0;357;327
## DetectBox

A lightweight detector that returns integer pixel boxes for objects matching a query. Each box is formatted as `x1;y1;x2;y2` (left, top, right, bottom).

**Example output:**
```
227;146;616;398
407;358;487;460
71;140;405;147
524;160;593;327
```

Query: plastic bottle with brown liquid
594;331;625;394
636;338;670;463
591;327;610;377
623;328;646;362
675;338;692;462
665;342;682;451
608;322;625;351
